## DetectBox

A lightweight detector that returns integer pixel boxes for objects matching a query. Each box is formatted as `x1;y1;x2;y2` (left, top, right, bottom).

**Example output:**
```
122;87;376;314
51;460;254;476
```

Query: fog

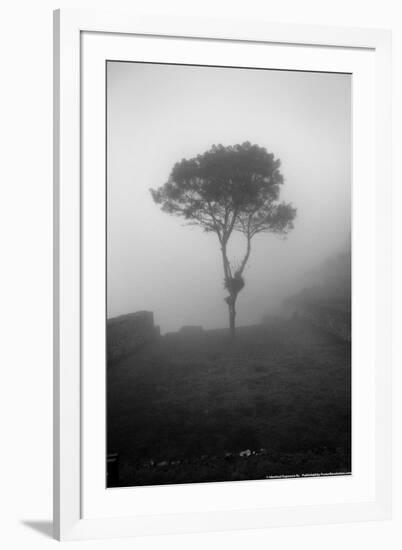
107;62;351;334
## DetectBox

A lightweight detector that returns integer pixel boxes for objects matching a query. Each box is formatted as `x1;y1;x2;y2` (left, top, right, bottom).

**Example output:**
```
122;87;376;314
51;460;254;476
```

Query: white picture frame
53;8;392;541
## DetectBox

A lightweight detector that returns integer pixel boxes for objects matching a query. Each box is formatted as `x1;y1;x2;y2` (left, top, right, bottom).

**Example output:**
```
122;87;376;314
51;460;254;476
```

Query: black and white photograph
106;61;351;488
1;0;397;546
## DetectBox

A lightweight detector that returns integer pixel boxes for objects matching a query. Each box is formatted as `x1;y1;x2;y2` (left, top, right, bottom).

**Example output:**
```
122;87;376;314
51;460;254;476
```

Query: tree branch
236;234;252;276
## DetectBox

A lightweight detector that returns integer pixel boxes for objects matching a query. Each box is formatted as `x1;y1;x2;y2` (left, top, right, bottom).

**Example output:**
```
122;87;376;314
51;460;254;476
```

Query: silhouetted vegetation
151;143;296;337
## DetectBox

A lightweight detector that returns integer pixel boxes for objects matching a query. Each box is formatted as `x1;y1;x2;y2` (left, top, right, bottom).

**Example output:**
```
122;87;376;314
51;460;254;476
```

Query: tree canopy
151;142;295;243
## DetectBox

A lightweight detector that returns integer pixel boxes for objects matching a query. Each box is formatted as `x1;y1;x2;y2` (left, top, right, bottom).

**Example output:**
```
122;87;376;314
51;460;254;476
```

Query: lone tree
151;142;296;338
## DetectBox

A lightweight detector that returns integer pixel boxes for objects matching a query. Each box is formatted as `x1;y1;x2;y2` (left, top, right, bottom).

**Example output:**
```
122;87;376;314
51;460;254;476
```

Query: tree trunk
228;300;236;338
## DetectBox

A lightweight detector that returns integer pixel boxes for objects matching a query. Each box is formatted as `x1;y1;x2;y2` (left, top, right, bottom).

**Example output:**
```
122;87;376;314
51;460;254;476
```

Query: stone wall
291;301;351;342
107;311;159;365
281;249;351;342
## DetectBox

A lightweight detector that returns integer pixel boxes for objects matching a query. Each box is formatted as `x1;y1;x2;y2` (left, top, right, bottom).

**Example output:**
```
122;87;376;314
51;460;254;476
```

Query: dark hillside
107;319;351;487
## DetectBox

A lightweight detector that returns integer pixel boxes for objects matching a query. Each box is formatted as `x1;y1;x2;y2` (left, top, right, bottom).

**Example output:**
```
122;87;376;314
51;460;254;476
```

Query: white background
0;0;400;548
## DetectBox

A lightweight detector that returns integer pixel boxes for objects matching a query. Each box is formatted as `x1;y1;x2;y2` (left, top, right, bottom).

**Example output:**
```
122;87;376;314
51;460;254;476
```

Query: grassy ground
107;318;351;487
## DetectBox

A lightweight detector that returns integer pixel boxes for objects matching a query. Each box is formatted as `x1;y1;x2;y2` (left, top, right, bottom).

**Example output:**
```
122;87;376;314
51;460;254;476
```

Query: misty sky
107;62;351;333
